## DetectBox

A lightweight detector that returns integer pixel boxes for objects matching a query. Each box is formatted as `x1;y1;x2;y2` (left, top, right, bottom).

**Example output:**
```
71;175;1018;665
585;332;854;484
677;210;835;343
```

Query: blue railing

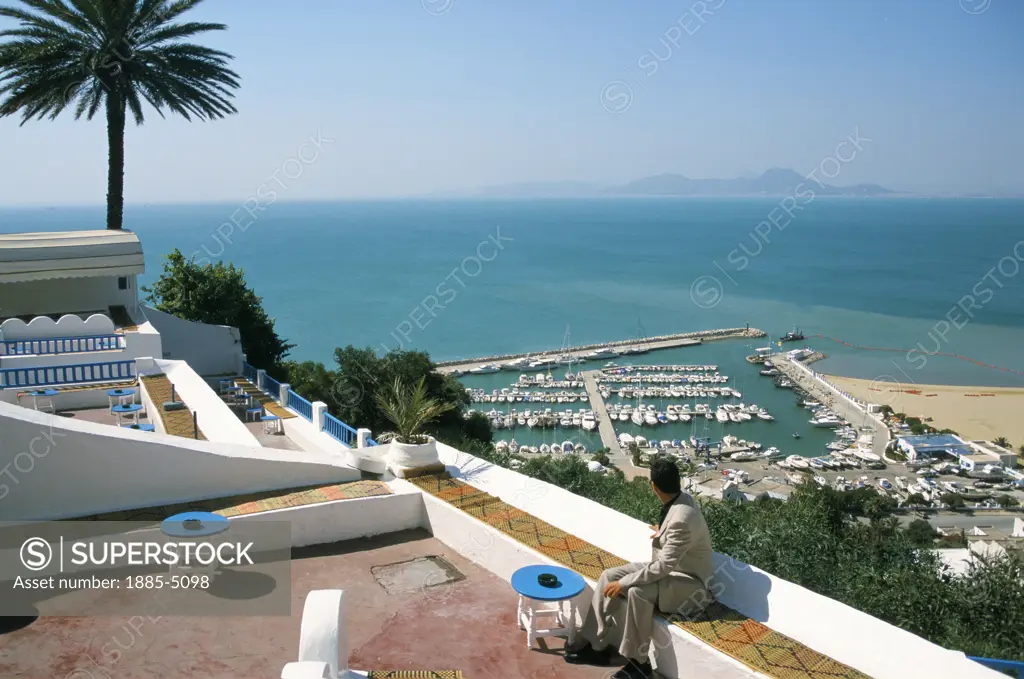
970;656;1024;678
287;389;313;421
262;374;282;398
0;360;136;389
367;437;379;446
323;413;358;446
0;334;125;356
242;362;257;382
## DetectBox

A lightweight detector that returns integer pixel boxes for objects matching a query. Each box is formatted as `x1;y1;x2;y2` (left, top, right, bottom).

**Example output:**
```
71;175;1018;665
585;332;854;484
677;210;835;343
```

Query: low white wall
151;359;258;446
142;305;243;376
432;444;1000;679
0;276;136;319
282;411;386;473
0;313;115;340
0;400;361;521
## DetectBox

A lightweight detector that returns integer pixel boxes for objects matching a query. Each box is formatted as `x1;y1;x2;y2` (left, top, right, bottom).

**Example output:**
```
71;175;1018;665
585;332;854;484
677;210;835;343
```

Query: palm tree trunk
105;94;126;230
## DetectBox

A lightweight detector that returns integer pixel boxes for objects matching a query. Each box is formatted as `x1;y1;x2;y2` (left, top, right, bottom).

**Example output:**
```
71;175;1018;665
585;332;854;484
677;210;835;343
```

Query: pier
580;369;626;465
437;327;765;374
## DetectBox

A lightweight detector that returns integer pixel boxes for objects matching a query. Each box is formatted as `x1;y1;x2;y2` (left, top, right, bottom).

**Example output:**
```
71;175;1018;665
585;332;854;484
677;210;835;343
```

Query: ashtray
537;573;560;588
183;518;203;531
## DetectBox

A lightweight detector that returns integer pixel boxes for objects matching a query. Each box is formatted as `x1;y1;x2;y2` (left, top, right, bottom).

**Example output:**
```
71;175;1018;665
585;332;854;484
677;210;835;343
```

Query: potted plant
376;376;455;475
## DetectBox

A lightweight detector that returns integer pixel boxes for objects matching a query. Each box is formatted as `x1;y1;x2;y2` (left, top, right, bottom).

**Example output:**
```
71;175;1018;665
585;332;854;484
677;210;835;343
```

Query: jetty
437;327;765;374
580;369;625;464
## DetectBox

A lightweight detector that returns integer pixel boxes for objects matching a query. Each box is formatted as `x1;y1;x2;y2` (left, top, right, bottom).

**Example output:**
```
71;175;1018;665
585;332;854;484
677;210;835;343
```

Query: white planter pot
384;437;440;470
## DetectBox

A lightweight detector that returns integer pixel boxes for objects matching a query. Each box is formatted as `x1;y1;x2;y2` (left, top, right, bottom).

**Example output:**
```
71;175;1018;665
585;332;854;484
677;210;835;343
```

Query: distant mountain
465;168;895;198
613;168;893;197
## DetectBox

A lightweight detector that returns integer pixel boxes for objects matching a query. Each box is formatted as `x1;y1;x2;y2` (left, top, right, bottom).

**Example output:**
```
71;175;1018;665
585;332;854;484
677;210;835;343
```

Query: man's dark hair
650;458;681;494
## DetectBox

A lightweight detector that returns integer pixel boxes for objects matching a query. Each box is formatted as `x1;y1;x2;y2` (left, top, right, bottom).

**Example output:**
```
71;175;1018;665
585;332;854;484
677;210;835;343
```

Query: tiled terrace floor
141;374;206;440
0;530;613;679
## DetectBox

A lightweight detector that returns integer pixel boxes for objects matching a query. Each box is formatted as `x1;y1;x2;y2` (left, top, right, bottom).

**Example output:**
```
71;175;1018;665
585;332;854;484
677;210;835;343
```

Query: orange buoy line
804;333;1024;377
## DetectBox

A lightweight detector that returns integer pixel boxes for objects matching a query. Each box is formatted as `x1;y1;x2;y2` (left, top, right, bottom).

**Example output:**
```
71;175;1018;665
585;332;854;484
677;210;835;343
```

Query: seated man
565;458;714;679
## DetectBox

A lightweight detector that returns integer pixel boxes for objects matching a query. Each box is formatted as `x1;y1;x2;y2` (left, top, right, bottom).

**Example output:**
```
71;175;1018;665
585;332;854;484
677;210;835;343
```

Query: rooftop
0;529;609;679
0;229;144;283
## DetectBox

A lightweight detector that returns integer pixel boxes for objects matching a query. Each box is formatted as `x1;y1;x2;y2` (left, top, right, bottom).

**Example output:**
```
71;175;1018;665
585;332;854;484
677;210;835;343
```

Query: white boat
562;440;575;453
730;451;758;461
787;472;806;485
618;433;634;445
644;412;659;426
810;417;842;428
757;411;774;421
574;443;587;454
893;476;908;491
618;412;629;422
809;458;825;469
632;411;645;426
539;444;550;454
877;478;894;491
586;347;619;360
680;413;692;422
786;455;810;470
527;416;539;428
667;412;679;422
716;410;729;423
526;359;558;371
634;436;648;447
509;439;519;453
581;413;597;431
502;357;531;371
469;363;501;374
814;475;828;487
855;450;881;463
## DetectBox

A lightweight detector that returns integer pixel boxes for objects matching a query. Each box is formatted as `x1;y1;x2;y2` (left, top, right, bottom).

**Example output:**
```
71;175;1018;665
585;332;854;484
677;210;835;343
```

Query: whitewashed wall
0;276;137;318
0;313;116;340
142;305;243;376
0;400;361;521
149;358;258;446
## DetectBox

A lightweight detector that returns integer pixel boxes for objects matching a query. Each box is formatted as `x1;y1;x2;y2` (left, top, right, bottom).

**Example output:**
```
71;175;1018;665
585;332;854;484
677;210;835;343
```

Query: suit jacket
617;492;714;596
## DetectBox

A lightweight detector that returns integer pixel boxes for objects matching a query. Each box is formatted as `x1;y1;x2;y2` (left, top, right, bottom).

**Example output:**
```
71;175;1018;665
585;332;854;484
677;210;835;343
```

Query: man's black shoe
563;643;613;665
611;660;654;679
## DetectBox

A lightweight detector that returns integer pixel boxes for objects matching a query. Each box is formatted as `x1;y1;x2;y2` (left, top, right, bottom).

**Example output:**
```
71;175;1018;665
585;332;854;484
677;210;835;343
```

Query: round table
107;387;137;409
111;403;144;426
160;512;230;579
511;564;587;649
28;389;58;412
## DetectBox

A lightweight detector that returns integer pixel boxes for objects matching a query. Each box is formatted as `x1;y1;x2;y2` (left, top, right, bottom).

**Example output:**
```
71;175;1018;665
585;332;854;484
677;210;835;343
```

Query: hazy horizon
1;0;1022;206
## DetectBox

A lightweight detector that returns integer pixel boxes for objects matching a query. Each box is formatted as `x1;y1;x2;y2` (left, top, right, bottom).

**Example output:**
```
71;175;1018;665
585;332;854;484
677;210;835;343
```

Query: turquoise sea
3;198;1024;389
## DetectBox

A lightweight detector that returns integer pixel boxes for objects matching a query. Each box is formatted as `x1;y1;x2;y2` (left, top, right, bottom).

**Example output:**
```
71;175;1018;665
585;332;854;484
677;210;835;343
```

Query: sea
4;197;1022;456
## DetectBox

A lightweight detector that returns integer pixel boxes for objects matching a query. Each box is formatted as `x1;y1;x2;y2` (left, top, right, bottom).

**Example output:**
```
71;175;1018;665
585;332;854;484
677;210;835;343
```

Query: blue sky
0;0;1021;204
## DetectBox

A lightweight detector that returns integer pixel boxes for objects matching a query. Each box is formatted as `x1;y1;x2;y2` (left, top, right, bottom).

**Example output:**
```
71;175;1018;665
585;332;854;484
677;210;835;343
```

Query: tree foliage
144;249;293;371
0;0;239;229
905;518;938;547
376;376;456;444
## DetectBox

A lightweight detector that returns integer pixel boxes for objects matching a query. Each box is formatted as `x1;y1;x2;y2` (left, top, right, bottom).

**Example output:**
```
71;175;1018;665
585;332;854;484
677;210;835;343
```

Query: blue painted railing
323;413;358;446
367;437;379;446
970;656;1024;678
262;374;282;398
0;360;136;389
287;389;313;422
0;334;125;356
242;362;257;382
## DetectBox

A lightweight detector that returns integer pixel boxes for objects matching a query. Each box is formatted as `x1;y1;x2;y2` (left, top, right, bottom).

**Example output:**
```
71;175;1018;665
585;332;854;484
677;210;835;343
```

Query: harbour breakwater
436;327;765;371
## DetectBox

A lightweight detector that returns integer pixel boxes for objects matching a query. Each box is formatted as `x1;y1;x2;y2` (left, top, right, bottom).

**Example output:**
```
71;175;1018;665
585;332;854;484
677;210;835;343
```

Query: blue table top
123;423;155;431
108;388;136;396
111;403;143;413
161;511;230;538
30;389;58;396
511;564;587;601
262;414;280;420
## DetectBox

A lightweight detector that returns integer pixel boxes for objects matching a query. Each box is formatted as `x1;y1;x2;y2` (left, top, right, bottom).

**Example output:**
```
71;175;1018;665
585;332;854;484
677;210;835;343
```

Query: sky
0;0;1022;205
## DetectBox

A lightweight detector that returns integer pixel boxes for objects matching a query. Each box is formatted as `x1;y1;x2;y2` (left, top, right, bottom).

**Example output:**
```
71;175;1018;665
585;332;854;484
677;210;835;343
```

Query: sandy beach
824;375;1024;449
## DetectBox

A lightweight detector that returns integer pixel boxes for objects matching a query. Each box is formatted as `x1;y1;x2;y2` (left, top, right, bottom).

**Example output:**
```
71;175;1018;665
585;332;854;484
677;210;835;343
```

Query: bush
905;519;938;547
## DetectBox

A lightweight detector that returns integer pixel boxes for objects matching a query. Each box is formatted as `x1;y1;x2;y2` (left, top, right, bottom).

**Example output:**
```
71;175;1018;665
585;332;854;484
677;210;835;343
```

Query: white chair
35;397;55;414
285;589;361;679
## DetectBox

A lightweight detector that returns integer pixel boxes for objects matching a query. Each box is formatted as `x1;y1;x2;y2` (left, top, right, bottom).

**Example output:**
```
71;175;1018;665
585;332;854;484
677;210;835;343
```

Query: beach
825;375;1024;448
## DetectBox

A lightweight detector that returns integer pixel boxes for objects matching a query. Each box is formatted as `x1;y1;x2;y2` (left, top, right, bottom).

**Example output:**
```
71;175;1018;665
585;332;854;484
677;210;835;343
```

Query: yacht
810;416;842;428
757;410;774;421
877;478;894;492
562;440;575;454
730;451;758;461
586;347;619;360
786;455;810;470
631;410;645;426
644;411;659;426
581;412;597;432
814;475;828;487
502;357;532;371
526;358;559;371
469;363;501;374
715;409;730;423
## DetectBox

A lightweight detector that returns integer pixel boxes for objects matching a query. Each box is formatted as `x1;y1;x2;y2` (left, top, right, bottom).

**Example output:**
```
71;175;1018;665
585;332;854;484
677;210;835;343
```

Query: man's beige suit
579;492;714;662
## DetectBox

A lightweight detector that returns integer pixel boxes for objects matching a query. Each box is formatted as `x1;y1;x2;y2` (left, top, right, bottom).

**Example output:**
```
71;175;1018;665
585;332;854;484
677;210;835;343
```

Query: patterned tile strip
409;473;873;679
70;480;393;523
367;672;464;678
140;374;207;440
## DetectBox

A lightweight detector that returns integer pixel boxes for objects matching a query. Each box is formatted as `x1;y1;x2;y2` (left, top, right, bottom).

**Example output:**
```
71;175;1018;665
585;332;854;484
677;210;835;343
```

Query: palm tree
992;436;1011;449
0;0;239;230
376;376;455;445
